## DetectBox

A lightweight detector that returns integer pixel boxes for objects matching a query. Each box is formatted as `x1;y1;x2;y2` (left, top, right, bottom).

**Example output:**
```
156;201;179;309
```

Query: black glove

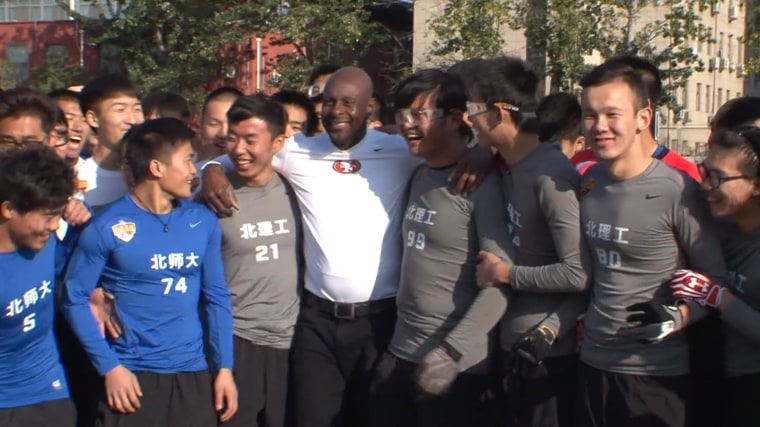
507;326;555;378
618;301;683;344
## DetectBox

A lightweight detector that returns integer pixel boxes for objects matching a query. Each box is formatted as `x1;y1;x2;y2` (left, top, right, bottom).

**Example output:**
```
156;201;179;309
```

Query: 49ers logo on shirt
332;160;362;174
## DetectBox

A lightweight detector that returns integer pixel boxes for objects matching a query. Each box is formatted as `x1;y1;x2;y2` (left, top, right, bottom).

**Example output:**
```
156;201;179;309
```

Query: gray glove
618;301;683;344
416;347;459;396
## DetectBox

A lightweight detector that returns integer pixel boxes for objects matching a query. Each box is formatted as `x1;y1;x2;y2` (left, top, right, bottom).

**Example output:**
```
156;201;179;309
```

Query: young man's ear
636;106;653;133
272;134;286;154
0;201;15;220
85;110;99;130
148;159;164;179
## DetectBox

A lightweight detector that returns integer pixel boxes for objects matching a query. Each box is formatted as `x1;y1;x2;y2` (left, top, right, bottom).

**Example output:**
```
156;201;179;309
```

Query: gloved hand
416;347;459;396
618;301;683;344
670;269;726;309
507;325;555;378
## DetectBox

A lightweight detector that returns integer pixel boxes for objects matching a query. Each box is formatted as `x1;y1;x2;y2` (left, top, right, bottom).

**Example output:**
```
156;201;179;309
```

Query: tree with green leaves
594;0;711;111
267;0;395;90
426;0;512;62
61;0;282;103
746;0;760;75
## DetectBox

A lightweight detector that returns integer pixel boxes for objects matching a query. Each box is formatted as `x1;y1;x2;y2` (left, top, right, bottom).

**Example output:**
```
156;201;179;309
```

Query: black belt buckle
334;302;355;320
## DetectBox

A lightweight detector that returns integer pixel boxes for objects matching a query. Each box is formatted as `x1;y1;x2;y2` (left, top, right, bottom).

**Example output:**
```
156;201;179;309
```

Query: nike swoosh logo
190;221;202;228
373;148;383;152
645;194;663;200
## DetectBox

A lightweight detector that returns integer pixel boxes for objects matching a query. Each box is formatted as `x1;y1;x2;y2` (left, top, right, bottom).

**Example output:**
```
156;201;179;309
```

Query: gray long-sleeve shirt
218;173;302;349
718;221;760;377
500;143;591;356
580;160;727;376
390;167;513;374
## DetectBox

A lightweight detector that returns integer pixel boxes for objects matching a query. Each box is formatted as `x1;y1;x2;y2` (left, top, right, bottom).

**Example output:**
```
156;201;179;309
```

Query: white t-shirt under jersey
215;130;421;303
76;157;128;210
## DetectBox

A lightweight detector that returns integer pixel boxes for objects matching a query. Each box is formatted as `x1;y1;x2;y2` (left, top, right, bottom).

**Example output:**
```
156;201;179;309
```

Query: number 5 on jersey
161;277;188;295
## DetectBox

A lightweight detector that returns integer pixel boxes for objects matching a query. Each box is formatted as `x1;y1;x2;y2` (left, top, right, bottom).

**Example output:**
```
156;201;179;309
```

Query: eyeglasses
307;84;322;98
698;162;750;189
0;135;47;150
394;108;446;125
466;101;520;118
49;129;68;148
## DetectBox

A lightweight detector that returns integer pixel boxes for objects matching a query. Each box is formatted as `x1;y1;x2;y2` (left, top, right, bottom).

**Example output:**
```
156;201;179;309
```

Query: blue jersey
0;236;69;408
63;195;233;375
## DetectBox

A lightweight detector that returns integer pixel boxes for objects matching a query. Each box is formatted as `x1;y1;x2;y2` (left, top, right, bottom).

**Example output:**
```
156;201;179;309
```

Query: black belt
303;291;395;320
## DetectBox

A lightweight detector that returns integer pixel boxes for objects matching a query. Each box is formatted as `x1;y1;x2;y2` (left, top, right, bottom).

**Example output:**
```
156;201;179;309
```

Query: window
706;85;712;113
45;45;68;64
682;84;689;110
719;32;725;56
727;90;731;100
696;83;702;111
728;35;734;60
0;0;67;22
5;44;29;82
718;88;723;107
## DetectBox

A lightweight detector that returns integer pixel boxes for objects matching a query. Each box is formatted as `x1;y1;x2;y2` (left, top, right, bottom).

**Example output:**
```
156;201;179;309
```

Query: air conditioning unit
719;57;728;71
675;110;686;122
709;58;719;71
729;5;738;21
712;1;720;14
683;111;691;123
729;61;736;72
738;64;747;77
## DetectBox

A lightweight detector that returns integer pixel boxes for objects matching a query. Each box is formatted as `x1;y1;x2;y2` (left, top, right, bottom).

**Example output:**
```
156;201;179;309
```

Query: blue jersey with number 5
63;195;233;376
0;236;69;408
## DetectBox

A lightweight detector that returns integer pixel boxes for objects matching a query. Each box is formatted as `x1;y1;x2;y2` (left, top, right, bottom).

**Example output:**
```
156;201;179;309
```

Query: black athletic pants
725;373;760;427
575;362;689;427
0;398;75;427
96;370;217;427
290;291;395;427
222;336;289;427
502;353;577;427
368;351;489;427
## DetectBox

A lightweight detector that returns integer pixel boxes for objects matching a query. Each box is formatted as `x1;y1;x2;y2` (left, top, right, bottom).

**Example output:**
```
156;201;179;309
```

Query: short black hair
79;74;139;116
53;106;67;129
394;68;469;137
604;55;662;105
201;86;243;117
307;64;341;85
142;91;192;122
710;97;760;130
536;92;581;142
369;92;386;124
0;144;75;213
454;56;539;130
0;88;58;134
226;94;287;139
708;126;760;179
271;90;318;136
47;88;81;106
122;118;195;184
579;63;650;110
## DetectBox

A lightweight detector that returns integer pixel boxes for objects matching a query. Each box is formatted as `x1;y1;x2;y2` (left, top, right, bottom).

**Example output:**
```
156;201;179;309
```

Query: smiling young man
196;87;244;163
77;74;145;210
216;94;302;427
63;118;237;426
0;146;77;427
575;63;727;427
369;68;513;427
48;89;89;169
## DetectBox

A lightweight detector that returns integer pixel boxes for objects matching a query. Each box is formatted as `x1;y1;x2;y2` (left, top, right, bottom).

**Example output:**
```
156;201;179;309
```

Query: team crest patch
332;160;362;174
76;179;88;192
581;179;594;197
111;220;136;242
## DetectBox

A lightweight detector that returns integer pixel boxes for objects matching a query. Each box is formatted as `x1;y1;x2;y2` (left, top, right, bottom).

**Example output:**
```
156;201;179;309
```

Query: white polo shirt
216;129;420;303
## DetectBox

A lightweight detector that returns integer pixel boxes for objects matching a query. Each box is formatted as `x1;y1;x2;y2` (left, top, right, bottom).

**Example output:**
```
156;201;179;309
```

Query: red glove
670;269;725;308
